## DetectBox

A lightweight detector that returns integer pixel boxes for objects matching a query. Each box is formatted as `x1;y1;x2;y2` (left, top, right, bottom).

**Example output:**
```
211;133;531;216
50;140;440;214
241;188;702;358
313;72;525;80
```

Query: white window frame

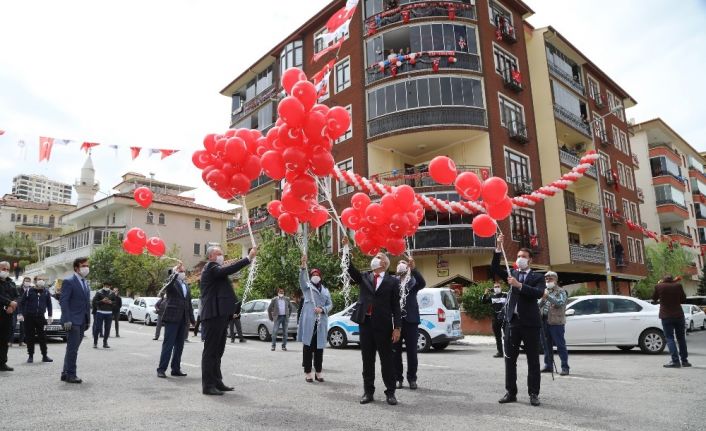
587;74;600;101
498;93;525;128
611;125;620;150
608;231;620;259
636;239;644;264
630;202;640;225
622;198;630;221
598;151;611;176
334;56;351;94
616;161;626;187
334;105;353;144
625;166;634;190
619;130;629;155
488;0;513;26
504;146;531;184
603;191;617;212
509;207;537;242
627;237;636;263
336;158;354;196
492;43;519;76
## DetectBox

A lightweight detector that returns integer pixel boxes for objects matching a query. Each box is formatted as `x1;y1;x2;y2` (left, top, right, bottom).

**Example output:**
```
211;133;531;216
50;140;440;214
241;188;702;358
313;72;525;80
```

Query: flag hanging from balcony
81;142;100;153
312;59;335;100
159;149;179;160
38;136;54;162
312;0;358;63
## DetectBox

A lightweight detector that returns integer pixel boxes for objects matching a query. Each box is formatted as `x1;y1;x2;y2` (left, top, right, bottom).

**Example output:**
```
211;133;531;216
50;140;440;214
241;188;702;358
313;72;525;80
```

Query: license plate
46;325;61;331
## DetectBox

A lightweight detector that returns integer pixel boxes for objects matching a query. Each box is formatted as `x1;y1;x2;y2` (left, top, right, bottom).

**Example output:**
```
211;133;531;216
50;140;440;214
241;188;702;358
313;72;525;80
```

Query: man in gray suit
60;257;92;384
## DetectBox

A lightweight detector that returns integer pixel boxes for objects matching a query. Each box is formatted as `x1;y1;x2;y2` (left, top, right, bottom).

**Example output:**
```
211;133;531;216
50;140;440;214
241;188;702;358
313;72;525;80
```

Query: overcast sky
1;0;704;211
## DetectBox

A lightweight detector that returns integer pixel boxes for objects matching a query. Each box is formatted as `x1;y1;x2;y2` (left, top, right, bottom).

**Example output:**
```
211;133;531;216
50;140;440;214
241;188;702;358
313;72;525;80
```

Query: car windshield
682;305;691;313
440;290;459;310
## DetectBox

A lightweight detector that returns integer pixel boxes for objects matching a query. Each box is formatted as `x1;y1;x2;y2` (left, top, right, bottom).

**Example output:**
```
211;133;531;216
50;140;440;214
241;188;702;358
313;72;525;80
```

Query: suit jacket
267;296;292;321
199;258;251;321
0;278;17;309
161;274;195;324
491;252;545;327
401;269;426;324
59;273;91;327
347;263;401;331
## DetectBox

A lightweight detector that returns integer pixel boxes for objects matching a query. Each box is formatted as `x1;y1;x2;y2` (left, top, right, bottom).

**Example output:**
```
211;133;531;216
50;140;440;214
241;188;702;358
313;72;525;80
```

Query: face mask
493;287;501;294
36;280;46;288
546;282;556;289
79;267;90;277
370;257;382;271
22;282;30;287
215;255;225;265
177;272;186;281
102;286;110;291
0;271;8;279
310;275;321;285
396;263;408;274
515;257;529;270
278;293;284;298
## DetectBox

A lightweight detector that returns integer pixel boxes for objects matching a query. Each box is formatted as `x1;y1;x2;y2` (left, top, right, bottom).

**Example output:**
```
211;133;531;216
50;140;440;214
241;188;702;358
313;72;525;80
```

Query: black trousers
303;326;323;373
228;318;244;341
112;312;120;336
492;318;503;354
24;314;48;357
0;314;11;365
155;314;163;338
359;319;396;396
201;315;228;390
504;324;541;396
392;320;418;382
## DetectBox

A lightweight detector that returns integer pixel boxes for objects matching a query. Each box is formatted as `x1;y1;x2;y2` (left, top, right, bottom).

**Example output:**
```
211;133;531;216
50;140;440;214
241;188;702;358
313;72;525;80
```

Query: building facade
0;194;76;242
11;174;73;204
632;118;703;294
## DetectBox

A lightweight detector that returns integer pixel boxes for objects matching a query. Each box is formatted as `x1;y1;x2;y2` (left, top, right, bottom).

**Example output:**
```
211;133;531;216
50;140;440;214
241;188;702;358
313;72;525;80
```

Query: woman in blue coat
297;255;333;383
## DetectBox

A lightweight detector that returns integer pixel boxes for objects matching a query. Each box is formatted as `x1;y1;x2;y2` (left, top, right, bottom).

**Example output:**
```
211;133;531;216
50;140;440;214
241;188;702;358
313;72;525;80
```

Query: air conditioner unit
573;143;586;153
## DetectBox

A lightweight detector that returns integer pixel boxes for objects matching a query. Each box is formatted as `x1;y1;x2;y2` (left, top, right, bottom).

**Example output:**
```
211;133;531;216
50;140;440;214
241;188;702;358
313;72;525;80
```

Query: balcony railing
637;187;644;202
591;93;605;109
228;215;276;240
559;149;597;178
374;165;491;189
565;197;601;221
553;104;591;137
230;85;278;126
366;52;481;85
368;106;487;138
410;226;495;251
569;244;605;265
507;176;533;196
365;1;476;35
501;68;523;92
662;228;691;239
548;62;585;95
595;131;611;146
19;222;56;229
507;120;529;143
632;153;640;167
494;16;516;44
250;173;273;190
656;199;688;211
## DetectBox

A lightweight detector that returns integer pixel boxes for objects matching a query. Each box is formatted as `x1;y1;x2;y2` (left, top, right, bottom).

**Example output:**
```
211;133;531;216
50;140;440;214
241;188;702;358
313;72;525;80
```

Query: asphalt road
1;322;705;431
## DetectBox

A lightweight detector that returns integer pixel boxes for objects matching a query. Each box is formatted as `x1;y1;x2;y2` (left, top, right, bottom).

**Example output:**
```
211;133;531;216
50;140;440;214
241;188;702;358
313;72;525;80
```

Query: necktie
81;278;88;296
367;274;379;316
373;274;379;291
519;272;526;284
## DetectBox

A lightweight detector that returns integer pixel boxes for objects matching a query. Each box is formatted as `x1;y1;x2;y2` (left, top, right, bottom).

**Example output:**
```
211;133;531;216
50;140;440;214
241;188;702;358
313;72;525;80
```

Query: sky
1;0;705;211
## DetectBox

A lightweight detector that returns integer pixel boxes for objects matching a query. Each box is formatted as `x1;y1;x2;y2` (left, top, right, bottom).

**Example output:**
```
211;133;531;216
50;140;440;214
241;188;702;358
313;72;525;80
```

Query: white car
327;287;463;353
564;295;665;354
684;304;706;332
239;299;299;341
119;297;132;320
127;297;160;325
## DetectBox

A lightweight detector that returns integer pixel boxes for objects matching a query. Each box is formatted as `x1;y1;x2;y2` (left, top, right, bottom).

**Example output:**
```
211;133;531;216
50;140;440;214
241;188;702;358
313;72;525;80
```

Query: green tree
0;233;38;267
697;263;706;296
632;242;692;299
460;280;498;319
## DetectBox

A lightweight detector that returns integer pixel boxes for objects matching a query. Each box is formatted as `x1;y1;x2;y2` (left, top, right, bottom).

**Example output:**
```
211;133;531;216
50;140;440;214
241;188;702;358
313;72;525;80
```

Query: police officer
482;282;507;358
0;261;18;371
18;277;54;363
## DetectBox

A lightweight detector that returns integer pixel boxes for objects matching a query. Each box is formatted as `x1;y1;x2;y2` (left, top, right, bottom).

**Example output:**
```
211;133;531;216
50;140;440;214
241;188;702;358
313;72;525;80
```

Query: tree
632;242;692;299
0;233;38;268
697;263;706;296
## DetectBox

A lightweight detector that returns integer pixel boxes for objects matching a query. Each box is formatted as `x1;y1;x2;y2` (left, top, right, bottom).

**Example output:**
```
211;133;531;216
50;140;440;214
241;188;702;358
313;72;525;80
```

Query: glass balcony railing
559;148;597;178
366;52;480;85
250;173;273;191
368;106;487;138
553;104;591;137
656;199;688;212
548;62;585;95
569;244;605;264
564;197;601;221
373;165;491;189
365;1;476;34
411;226;495;251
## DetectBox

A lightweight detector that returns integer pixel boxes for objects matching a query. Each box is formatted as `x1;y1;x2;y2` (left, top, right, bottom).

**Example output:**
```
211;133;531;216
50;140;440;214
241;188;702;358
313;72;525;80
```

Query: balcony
553;104;591;137
662;229;694;247
250;173;273;191
656;199;689;221
230;86;278;127
548;62;585;95
410;226;495;252
632;153;640;167
559;149;597;178
507;177;533;197
501;68;523;92
507;120;529;144
366;52;481;85
374;165;491;190
368;106;487;138
228;215;276;241
365;1;476;35
592;93;605;109
637;187;645;203
569;244;605;265
19;222;57;229
595;131;611;147
565;197;601;221
494;17;516;44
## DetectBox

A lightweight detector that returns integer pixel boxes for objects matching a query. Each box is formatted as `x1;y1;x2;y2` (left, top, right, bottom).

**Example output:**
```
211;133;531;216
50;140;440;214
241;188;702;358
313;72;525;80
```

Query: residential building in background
0;194;76;242
11;174;72;204
632;118;702;294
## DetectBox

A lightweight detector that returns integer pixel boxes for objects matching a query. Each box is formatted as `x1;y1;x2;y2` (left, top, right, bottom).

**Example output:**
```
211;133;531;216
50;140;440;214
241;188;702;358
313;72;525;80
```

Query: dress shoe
541;367;553;373
115;335;120;338
153;337;159;341
271;346;276;351
157;371;167;378
682;361;692;367
305;373;314;383
203;387;224;396
529;394;541;406
60;374;67;381
282;346;287;351
27;356;33;363
386;394;398;406
93;343;98;349
315;373;324;382
103;344;110;349
663;361;681;368
42;356;53;363
0;364;14;371
171;371;187;377
498;393;517;404
239;339;246;343
66;376;82;384
560;369;569;376
408;381;418;390
396;380;403;389
493;352;503;358
216;384;234;392
359;393;374;404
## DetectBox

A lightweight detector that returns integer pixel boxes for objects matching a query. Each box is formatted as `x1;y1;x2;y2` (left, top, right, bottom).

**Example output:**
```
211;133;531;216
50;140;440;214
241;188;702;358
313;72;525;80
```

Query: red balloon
289;176;318;200
267;200;284;218
393;185;415;211
229;173;251;196
388;213;410;236
309;150;335;177
486;196;513;220
122;239;143;255
146;237;166;257
278;213;300;235
281;67;307;95
411;202;424;222
472;214;497;238
214;137;227;157
224;137;248;164
303;111;328;144
428;156;457;185
351;193;371;211
266;126;280;146
126;227;147;248
133;187;153;209
277;96;306;128
203;134;218;153
310;104;330;116
255;137;270;157
455;172;482;201
404;212;419;236
240;154;262;181
278;124;304;148
281;191;308;214
341;207;362;229
309;206;329;229
261;150;286;180
385;237;406;256
380;194;398;213
365;203;388;225
481;177;509;205
326;106;351;140
224;129;237;138
205;169;228;191
192;150;213;169
283;146;308;173
291;80;318;112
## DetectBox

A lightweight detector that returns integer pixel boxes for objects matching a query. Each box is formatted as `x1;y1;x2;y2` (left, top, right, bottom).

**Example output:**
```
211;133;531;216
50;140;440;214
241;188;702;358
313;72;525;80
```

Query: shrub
570;286;597;297
631;281;654;300
329;286;360;315
461;280;497;320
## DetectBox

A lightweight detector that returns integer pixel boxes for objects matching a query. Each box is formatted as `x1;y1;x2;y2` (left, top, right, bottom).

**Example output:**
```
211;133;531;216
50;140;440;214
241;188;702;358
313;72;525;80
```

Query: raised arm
491;234;509;280
299;255;311;294
340;236;363;284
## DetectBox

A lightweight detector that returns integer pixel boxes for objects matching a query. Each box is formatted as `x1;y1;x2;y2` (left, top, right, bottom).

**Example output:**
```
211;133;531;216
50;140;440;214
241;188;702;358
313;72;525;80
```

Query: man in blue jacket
18;277;53;363
60;257;92;384
392;257;425;390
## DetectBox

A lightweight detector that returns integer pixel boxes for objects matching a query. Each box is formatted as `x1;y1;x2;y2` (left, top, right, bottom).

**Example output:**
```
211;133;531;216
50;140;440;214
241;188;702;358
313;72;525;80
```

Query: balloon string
310;172;347;236
497;225;513;360
240;196;257;248
238;195;258;306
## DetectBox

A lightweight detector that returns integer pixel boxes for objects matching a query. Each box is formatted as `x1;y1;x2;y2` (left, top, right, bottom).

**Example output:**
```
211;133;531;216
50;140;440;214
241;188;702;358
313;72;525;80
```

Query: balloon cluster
122;188;166;257
264;68;352;235
428;156;511;238
340;185;423;256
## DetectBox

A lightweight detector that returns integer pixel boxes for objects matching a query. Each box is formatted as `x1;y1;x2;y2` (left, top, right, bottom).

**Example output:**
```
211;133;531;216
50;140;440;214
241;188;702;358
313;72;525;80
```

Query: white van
327;287;463;352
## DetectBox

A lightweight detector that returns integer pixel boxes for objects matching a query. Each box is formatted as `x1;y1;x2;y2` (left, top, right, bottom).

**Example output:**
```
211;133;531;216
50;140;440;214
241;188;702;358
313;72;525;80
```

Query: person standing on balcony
392;257;425;390
18;278;53;363
60;257;92;384
298;256;333;383
0;262;18;371
539;272;569;375
652;275;690;368
615;240;625;266
482;282;507;358
491;234;545;407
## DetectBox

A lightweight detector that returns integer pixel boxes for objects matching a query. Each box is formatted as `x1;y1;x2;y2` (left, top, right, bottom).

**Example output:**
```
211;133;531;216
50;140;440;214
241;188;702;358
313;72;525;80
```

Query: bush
631;281;654;300
570;286;597;297
329;286;360;315
461;280;497;320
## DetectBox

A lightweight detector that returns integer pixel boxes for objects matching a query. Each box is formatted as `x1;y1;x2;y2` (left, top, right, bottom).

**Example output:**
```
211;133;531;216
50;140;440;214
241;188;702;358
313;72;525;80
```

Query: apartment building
11;174;73;204
0;194;76;242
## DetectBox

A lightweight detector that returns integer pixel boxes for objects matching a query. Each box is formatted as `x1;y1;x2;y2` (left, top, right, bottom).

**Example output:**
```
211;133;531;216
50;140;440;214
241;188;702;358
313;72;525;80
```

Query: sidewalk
455;335;496;346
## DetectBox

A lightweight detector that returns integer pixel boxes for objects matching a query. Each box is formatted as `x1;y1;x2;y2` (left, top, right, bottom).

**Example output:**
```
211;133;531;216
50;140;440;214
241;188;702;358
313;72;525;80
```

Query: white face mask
396;263;408;274
515;257;529;270
79;267;90;277
177;272;186;281
493;287;501;294
546;282;556;289
102;286;110;291
0;271;8;279
215;255;225;265
370;257;382;271
310;275;321;285
278;293;284;298
22;281;30;287
36;280;46;288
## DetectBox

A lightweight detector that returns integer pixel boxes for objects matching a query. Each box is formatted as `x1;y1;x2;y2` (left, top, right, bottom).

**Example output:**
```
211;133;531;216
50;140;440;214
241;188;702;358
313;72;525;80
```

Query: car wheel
432;342;449;351
146;315;152;326
617;345;634;351
328;327;348;348
258;325;271;342
128;312;134;323
638;328;665;354
417;330;432;353
702;320;705;330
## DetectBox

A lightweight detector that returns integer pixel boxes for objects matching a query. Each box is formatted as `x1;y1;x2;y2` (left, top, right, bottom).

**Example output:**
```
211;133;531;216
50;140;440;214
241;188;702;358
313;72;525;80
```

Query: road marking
418;363;451;369
181;362;199;368
485;415;600;431
128;352;150;358
231;373;276;383
560;375;634;385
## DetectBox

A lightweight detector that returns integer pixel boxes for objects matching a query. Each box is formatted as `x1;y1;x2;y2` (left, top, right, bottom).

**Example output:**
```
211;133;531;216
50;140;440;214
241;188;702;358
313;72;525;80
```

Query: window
619;131;629;155
195;218;201;229
193;243;201;255
606;298;642;313
158;213;165;225
654;185;686;207
617;162;626;187
593;112;606;140
627;237;635;263
608;232;621;259
335;57;351;93
546;44;583;88
623;166;633;190
630;202;640;225
280;40;303;75
551;80;586;119
205;220;211;231
598;152;610;176
336;159;354;196
692;178;706;196
314;28;325;54
333;105;353;144
10;214;14;222
146;212;154;224
499;95;524;128
510;208;535;242
493;44;518;76
570;299;601;316
33;215;38;224
622;198;630;222
587;76;600;101
689;156;704;173
505;149;530;185
112;213;116;224
635;239;644;264
318;221;333;253
252;301;267;312
568;232;580;245
603;191;616;212
489;0;512;25
650;156;682;178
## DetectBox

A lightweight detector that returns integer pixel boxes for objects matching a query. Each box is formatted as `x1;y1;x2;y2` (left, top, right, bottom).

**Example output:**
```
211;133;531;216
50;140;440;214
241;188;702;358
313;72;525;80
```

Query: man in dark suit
0;261;18;371
392;257;425;390
342;237;402;406
156;262;195;378
60;257;92;384
491;233;545;406
200;245;257;395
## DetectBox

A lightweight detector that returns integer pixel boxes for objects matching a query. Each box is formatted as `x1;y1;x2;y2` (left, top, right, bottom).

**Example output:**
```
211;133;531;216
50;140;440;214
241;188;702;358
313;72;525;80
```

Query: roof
0;194;76;212
113;193;232;214
631;118;702;158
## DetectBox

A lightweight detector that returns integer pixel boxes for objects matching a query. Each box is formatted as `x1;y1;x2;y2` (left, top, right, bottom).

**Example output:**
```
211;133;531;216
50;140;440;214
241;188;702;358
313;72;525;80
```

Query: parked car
13;296;67;342
683;304;706;332
191;299;200;328
119;297;132;320
327;287;463;353
564;295;665;354
685;296;706;313
127;297;159;325
239;299;298;341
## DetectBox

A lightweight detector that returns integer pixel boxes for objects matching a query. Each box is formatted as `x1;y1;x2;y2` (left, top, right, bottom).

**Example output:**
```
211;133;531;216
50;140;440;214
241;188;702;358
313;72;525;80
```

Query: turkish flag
80;142;100;153
130;146;142;160
39;136;54;162
325;4;357;32
160;149;179;160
